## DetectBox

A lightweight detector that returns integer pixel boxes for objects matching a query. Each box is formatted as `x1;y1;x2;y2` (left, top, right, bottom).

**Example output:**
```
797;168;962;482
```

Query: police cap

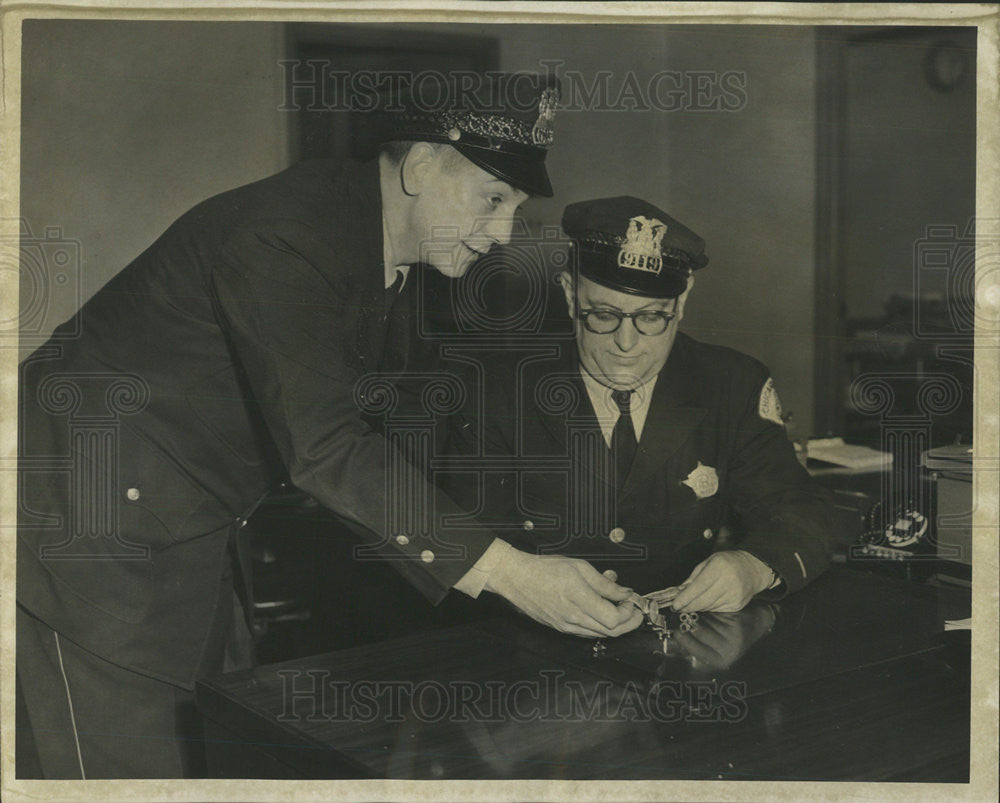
562;196;709;299
369;72;560;198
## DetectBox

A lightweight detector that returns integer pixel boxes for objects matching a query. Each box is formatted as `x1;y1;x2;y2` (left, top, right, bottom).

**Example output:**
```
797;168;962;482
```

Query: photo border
1;2;997;801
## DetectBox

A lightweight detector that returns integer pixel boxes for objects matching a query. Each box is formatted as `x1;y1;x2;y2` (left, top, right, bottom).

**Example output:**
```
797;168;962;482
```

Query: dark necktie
379;269;411;375
611;389;638;490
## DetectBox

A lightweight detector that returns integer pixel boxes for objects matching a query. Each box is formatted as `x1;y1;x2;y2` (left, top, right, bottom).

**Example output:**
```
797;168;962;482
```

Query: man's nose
614;318;640;351
481;215;515;247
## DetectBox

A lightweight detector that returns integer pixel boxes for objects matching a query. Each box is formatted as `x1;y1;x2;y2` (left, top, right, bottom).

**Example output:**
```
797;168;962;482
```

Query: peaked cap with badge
368;72;560;197
19;70;560;776
562;196;709;298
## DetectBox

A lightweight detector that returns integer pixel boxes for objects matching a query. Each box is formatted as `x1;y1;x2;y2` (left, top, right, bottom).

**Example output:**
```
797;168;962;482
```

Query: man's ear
558;271;575;318
674;274;695;322
400;142;439;195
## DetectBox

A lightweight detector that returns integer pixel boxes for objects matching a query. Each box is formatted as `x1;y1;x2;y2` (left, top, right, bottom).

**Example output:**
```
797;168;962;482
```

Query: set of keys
625;587;699;653
591;588;701;658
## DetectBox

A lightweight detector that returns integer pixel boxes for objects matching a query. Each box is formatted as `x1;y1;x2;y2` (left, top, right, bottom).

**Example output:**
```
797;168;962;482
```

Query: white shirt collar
579;367;658;447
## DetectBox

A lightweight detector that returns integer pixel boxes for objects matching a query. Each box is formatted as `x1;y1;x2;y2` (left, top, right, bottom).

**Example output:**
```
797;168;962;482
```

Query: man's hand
670;550;775;613
484;548;644;637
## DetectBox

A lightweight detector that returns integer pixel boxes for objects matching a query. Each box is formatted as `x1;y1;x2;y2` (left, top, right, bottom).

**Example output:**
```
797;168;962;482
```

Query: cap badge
682;462;718;499
758;377;784;426
618;215;667;274
531;87;558;146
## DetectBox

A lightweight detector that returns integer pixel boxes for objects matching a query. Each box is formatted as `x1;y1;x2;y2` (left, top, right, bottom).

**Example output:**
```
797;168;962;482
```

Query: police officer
445;196;836;616
16;74;639;779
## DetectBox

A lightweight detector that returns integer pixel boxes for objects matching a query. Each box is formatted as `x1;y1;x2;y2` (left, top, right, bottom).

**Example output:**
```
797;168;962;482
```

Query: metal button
523;520;534;531
703;528;713;540
602;569;618;583
609;527;625;543
240;519;248;528
126;487;140;501
420;549;435;563
396;534;410;546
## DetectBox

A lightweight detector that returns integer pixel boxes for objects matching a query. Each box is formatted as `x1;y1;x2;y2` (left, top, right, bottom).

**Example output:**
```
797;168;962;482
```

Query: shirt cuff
735;549;782;590
453;539;513;598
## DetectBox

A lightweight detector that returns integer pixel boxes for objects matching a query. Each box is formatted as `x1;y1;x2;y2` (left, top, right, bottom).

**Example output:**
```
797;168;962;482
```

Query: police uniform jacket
17;158;495;688
444;332;836;595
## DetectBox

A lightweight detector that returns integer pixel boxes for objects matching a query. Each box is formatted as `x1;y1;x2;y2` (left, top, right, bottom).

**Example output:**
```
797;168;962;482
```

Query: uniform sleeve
725;367;837;596
210;222;495;604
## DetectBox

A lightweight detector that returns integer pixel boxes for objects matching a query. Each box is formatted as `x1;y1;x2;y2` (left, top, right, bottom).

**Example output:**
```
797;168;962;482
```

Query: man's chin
430;262;471;279
588;363;647;390
431;253;478;278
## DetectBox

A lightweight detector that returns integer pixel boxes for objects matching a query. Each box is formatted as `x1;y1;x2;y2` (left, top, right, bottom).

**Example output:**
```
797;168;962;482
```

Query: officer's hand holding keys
670;550;776;613
484;548;644;637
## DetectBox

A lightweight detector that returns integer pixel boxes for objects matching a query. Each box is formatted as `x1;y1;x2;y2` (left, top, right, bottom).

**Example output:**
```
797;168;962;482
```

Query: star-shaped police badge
682;461;718;499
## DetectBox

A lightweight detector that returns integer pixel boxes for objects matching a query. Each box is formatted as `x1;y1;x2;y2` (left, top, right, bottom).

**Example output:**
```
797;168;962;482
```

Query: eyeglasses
579;308;677;336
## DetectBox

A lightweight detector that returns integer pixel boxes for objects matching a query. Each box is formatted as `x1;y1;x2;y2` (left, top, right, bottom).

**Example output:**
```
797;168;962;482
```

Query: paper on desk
944;618;971;631
807;437;892;471
923;444;974;471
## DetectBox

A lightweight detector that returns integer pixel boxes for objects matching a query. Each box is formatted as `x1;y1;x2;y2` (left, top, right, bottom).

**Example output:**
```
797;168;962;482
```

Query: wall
19;20;288;355
841;29;976;319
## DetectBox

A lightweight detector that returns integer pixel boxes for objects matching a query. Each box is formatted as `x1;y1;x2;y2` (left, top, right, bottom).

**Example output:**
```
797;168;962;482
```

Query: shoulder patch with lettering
758;377;784;426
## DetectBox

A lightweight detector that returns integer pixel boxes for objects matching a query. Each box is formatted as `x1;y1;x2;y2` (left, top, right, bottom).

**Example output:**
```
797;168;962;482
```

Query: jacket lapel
620;333;707;499
378;271;415;375
344;158;397;375
527;345;614;493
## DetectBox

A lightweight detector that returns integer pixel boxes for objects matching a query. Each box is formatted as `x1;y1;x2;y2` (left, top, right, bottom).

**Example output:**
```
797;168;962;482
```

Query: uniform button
421;550;435;563
609;527;625;544
602;569;618;583
126;487;140;501
523;520;534;531
396;534;410;546
240;519;248;528
703;528;713;540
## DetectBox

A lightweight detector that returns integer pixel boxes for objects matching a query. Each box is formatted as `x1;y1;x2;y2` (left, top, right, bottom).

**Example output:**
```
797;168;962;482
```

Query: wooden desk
195;567;970;781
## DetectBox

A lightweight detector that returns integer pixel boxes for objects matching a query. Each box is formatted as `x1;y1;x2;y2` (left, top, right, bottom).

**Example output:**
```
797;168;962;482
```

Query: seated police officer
445;196;837;617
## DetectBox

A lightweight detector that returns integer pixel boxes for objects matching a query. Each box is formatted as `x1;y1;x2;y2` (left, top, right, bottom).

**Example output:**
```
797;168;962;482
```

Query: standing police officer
16;75;640;779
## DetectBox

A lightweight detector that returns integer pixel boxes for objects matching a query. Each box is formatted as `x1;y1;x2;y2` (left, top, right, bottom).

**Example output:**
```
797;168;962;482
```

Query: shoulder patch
758;377;784;426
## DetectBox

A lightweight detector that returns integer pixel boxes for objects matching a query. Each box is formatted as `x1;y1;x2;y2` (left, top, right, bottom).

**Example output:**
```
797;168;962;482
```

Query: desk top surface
196;567;971;781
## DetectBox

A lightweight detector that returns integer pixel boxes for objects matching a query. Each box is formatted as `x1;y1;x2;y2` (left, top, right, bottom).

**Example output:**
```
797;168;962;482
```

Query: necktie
379;269;410;374
611;389;637;490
